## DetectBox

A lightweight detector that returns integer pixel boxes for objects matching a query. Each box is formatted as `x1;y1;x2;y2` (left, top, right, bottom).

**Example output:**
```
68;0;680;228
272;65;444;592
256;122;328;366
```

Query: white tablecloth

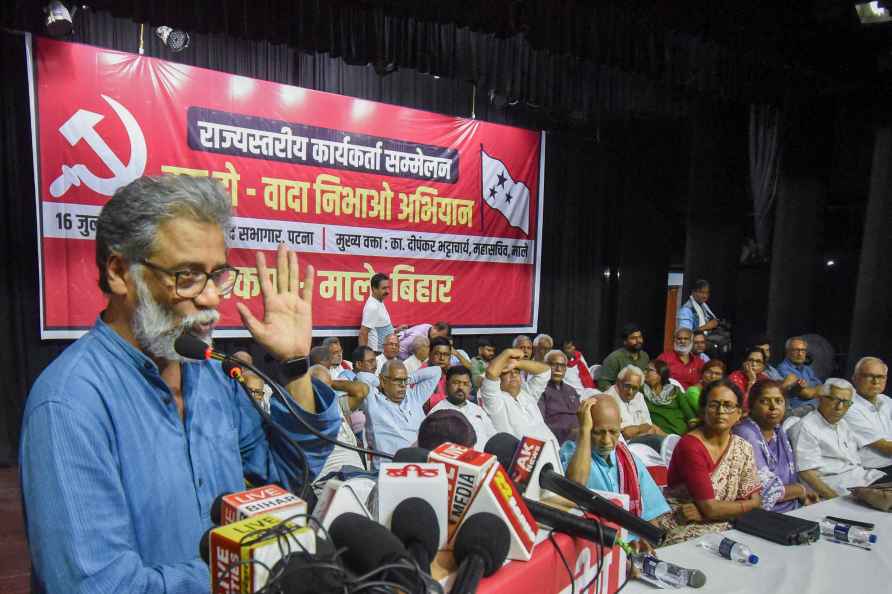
624;496;892;593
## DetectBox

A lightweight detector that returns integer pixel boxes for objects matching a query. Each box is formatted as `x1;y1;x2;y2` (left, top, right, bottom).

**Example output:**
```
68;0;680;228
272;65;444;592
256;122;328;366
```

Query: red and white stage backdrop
28;38;544;339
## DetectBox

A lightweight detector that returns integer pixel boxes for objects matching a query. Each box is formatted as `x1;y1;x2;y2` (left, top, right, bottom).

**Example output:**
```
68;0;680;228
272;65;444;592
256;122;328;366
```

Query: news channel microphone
391;498;441;574
485;433;665;546
210;484;307;526
451;513;511;594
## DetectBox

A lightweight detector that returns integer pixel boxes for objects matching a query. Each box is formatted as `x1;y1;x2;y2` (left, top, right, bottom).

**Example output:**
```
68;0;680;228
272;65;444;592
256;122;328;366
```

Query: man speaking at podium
19;175;341;593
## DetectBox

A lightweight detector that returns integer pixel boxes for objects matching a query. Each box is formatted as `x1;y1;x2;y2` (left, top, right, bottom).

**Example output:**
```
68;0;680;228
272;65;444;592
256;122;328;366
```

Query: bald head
587;396;622;458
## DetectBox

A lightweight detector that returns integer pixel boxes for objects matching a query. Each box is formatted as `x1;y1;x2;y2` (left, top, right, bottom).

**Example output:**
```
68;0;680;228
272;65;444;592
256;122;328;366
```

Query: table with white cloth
624;496;892;594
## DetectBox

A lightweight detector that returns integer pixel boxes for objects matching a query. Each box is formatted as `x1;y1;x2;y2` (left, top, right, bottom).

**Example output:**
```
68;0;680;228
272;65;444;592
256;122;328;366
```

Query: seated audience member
676;279;719;333
309;365;366;482
606;365;667;452
642;360;696;435
532;334;554;362
375;333;401;374
537;350;582;445
753;335;784;381
418;409;477;450
403;336;429;375
431;321;472;363
470;337;496;387
561;339;599;399
657;327;704;390
728;346;769;409
792;379;887;498
323;337;354;380
398;320;469;362
692;331;710;363
352;345;378;374
309;345;332;368
597;323;650;391
684;359;725;412
561;396;671;551
429;366;496;450
846;357;892;472
662;379;762;545
356;359;441;466
732;380;816;512
777;336;821;412
422;336;453;412
513;334;534;360
478;347;558;448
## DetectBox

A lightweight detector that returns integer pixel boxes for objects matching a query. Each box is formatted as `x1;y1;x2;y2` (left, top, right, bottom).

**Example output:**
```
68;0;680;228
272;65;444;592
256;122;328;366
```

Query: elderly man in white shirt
792;378;886;499
429;366;496;450
478;347;558;449
605;364;667;452
403;335;429;375
844;357;892;472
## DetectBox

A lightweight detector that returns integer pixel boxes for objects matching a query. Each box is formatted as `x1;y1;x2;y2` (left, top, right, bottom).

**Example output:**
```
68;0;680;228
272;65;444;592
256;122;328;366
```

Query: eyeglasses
745;358;765;365
859;373;887;382
139;259;239;298
620;382;640;391
705;401;739;413
821;394;853;408
384;377;409;386
549;363;567;369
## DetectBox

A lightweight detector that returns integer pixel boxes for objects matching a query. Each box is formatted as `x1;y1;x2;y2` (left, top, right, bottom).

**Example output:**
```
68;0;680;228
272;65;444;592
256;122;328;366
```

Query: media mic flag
481;147;531;235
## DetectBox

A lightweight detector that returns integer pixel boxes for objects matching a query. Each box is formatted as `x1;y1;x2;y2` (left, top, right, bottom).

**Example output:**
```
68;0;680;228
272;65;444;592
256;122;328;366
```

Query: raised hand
236;244;315;362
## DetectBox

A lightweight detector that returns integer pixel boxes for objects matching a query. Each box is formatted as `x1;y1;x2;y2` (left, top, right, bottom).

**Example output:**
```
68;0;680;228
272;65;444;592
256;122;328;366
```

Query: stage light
826;259;836;267
45;2;74;37
155;26;191;52
856;2;892;24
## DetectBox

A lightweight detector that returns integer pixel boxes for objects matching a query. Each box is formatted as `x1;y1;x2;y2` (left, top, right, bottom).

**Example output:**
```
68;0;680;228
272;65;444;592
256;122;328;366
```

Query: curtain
749;103;784;256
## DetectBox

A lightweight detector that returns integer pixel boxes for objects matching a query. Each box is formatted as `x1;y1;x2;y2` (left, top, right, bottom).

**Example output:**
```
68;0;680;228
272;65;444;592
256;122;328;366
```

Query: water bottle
631;554;707;589
697;534;759;565
820;520;877;546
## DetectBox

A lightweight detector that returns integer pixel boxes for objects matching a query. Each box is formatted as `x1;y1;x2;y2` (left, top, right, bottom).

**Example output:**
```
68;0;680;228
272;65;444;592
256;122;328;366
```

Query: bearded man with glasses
20;175;342;594
842;357;892;474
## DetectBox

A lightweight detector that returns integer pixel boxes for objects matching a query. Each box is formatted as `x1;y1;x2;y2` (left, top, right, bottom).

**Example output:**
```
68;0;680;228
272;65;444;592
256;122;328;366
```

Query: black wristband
280;356;310;383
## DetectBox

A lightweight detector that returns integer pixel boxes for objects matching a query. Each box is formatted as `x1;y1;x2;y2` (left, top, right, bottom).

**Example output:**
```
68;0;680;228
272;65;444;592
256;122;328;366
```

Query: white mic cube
377;462;449;549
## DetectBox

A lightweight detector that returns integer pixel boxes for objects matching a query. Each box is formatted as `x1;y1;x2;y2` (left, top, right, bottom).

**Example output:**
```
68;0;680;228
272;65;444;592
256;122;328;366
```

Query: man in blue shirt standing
560;395;670;552
777;336;822;412
20;175;341;594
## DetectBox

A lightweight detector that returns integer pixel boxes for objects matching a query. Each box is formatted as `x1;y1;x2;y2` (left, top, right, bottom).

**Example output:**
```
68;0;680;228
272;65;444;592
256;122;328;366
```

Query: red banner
29;38;545;339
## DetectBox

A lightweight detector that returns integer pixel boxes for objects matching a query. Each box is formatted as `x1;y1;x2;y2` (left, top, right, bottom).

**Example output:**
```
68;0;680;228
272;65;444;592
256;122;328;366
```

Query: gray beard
131;268;219;362
675;343;693;355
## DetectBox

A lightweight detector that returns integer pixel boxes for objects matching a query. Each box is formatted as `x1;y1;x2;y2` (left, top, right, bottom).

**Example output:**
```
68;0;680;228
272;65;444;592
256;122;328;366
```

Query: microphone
451;513;511;594
200;513;315;594
210;484;307;526
486;434;666;545
376;462;449;549
328;512;407;573
485;433;564;500
522;498;616;546
312;476;376;531
391;498;440;574
393;447;431;463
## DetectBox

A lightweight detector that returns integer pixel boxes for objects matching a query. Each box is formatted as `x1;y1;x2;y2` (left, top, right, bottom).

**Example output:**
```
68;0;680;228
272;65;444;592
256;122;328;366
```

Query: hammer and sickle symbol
49;94;147;197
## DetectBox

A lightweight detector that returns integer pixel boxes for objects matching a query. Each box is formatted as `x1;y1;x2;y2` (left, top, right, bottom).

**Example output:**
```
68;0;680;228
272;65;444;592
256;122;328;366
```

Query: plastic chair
660;433;681;467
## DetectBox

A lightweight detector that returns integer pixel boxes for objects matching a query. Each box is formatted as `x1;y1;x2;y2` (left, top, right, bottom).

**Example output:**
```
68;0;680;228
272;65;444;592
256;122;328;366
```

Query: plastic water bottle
697;534;759;565
820;520;877;546
631;554;707;589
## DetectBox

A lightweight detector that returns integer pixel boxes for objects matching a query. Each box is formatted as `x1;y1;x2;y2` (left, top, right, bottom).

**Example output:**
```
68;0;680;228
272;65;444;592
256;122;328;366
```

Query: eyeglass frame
821;394;854;408
705;401;739;413
138;259;240;298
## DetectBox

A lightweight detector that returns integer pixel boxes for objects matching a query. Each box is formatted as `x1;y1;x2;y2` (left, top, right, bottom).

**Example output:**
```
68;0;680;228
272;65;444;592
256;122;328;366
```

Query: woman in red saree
660;378;762;545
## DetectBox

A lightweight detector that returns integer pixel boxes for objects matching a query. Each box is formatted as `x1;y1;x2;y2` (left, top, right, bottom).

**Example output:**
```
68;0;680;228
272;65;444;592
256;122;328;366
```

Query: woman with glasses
659;379;762;545
732;380;817;511
728;346;769;411
642;360;697;435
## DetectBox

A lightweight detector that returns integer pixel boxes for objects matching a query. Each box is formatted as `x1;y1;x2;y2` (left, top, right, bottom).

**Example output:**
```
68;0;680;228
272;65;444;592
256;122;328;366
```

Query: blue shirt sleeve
267;378;341;482
21;399;210;594
632;454;672;522
676;305;695;330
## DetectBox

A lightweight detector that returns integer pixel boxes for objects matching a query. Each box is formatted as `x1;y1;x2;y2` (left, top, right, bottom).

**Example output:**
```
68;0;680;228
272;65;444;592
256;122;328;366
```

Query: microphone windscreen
453;512;510;577
484;433;520;469
210;492;232;526
199;528;211;564
328;512;407;573
174;333;210;360
391;498;440;559
392;447;431;463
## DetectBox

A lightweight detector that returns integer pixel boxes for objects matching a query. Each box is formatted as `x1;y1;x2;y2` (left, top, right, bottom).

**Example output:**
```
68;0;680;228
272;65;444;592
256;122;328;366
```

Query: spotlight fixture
826;259;836;267
155;26;191;52
44;1;74;37
855;2;892;25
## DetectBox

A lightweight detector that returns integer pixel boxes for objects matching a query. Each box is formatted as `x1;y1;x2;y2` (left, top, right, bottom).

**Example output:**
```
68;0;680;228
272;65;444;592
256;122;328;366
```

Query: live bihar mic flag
481;147;531;235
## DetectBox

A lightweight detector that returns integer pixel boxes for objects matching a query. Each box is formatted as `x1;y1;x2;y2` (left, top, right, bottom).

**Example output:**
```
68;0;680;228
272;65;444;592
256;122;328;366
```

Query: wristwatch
280;355;310;383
